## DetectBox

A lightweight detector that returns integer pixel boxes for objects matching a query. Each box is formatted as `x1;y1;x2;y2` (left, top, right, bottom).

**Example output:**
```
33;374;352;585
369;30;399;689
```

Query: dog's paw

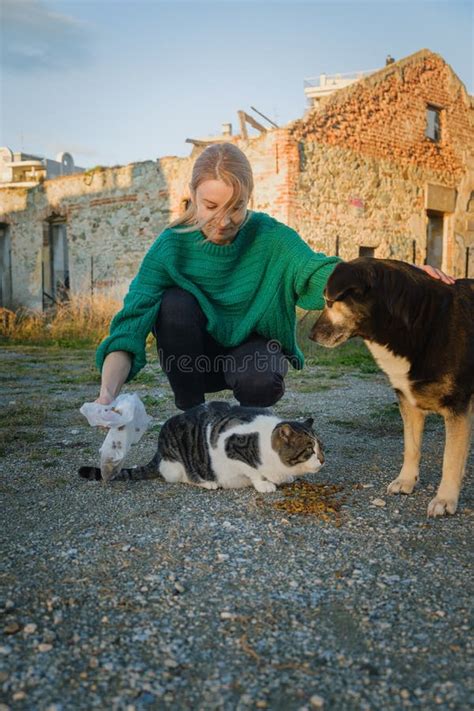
253;480;277;494
427;496;458;517
387;477;416;495
199;481;219;490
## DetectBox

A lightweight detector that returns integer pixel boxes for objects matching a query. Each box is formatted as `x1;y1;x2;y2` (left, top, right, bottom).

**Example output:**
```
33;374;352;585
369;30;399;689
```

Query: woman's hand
415;264;455;285
96;351;132;405
94;394;115;406
94;351;132;424
92;394;115;430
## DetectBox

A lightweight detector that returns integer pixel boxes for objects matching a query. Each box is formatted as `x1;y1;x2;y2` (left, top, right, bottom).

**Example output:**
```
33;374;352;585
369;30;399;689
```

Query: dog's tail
78;451;163;482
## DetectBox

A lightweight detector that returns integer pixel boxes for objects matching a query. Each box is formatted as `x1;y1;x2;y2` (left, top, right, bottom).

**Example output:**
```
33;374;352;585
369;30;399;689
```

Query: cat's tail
78;452;163;482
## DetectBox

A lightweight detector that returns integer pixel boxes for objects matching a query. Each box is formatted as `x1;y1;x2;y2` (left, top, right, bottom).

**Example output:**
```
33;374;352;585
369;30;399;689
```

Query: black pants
153;288;288;410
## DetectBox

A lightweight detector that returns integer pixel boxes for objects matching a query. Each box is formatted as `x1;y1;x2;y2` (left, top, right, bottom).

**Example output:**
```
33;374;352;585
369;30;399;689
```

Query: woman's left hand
415;264;455;284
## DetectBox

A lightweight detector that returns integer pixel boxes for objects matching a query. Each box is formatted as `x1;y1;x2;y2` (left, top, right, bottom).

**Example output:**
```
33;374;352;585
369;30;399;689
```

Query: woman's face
193;179;249;244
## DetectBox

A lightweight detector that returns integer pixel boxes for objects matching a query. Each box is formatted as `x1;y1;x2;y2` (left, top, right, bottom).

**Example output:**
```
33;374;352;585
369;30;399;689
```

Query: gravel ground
1;345;473;711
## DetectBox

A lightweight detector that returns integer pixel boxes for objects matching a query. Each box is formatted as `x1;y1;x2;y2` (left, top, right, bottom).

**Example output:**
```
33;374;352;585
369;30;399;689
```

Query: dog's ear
376;262;420;328
325;260;376;303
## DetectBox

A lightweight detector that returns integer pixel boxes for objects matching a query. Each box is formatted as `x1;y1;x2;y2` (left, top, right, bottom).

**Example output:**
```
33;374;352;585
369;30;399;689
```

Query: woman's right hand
96;351;132;405
94;394;115;406
93;393;116;429
94;351;133;421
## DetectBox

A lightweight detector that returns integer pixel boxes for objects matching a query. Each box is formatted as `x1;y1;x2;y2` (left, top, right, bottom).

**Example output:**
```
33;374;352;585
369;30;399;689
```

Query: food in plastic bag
80;393;152;483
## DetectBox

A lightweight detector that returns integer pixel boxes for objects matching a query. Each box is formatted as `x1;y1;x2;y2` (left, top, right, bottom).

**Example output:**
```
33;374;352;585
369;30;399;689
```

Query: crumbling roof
290;48;472;134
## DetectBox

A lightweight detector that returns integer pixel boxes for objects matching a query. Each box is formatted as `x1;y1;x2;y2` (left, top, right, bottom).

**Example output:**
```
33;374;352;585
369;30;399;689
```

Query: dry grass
0;293;121;347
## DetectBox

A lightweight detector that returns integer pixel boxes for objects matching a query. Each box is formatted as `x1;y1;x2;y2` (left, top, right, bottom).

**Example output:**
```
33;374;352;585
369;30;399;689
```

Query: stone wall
0;158;189;309
0;135;294;309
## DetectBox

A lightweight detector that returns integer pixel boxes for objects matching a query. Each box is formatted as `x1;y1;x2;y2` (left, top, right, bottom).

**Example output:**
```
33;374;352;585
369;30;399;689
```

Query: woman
96;143;452;410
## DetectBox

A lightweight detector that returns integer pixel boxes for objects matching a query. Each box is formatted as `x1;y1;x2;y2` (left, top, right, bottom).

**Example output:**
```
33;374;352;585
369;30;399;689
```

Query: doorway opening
42;220;70;309
425;211;444;269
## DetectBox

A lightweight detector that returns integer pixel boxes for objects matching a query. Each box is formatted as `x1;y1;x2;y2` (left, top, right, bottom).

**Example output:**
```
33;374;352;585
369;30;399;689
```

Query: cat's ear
304;417;314;429
277;424;293;443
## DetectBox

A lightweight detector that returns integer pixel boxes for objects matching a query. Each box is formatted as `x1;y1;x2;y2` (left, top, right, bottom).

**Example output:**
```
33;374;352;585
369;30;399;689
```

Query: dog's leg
427;410;472;517
387;394;425;495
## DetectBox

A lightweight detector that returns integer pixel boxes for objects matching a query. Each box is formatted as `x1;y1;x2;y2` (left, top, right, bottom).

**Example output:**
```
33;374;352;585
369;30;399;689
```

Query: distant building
303;55;398;109
304;68;379;109
0;148;85;187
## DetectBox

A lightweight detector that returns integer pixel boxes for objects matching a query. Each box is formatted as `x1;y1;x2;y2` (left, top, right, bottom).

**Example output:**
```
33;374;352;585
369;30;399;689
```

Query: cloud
1;0;93;72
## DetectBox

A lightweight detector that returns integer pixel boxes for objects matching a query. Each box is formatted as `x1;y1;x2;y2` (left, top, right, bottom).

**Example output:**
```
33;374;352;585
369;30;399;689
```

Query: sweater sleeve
95;237;172;381
291;237;342;310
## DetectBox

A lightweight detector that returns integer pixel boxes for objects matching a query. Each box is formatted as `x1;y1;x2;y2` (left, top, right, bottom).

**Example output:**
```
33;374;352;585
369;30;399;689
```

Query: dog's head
310;260;375;347
310;258;422;347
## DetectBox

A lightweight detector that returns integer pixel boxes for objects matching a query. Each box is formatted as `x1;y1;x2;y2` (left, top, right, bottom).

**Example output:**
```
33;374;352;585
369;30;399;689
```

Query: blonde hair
170;143;254;232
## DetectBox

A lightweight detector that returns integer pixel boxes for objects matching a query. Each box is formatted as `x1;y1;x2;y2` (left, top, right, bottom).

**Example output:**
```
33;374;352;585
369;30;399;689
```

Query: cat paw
199;481;219;490
253;480;277;494
427;496;458;517
387;477;416;495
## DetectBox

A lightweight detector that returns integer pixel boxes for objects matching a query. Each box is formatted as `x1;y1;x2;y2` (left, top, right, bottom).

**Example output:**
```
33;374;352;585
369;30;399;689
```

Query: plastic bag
80;393;152;483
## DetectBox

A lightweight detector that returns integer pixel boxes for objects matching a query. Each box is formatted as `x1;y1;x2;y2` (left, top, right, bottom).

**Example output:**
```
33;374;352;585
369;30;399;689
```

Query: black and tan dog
311;257;473;517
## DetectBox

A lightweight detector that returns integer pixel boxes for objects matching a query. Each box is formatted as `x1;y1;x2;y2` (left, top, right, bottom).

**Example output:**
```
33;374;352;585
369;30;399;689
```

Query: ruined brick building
0;49;472;311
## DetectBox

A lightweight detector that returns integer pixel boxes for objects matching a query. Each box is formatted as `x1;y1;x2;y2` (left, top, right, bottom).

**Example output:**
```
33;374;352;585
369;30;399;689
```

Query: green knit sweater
96;211;342;381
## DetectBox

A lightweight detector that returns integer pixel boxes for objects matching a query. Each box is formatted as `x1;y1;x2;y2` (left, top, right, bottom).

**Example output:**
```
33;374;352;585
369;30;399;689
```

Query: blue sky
1;0;472;168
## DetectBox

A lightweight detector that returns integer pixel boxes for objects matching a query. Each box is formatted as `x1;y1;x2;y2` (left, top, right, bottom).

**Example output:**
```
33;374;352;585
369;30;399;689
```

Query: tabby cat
79;400;324;492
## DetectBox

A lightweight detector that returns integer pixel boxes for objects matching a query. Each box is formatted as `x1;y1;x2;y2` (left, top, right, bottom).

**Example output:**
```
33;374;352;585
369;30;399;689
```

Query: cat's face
270;418;324;478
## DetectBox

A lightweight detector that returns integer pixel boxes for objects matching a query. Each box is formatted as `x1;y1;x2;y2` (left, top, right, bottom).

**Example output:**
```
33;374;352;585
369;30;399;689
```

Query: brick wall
291;51;471;178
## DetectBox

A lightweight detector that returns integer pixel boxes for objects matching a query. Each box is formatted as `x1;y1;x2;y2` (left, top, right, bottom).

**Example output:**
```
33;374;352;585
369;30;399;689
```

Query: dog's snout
310;311;332;343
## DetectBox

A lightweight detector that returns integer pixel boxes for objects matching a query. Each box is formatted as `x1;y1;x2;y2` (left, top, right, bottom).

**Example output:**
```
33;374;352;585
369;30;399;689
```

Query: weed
329;418;360;430
0;429;43;444
134;369;159;384
369;403;400;421
0;293;121;348
141;395;162;408
42;477;69;488
291;380;334;393
303;340;378;372
2;402;49;427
